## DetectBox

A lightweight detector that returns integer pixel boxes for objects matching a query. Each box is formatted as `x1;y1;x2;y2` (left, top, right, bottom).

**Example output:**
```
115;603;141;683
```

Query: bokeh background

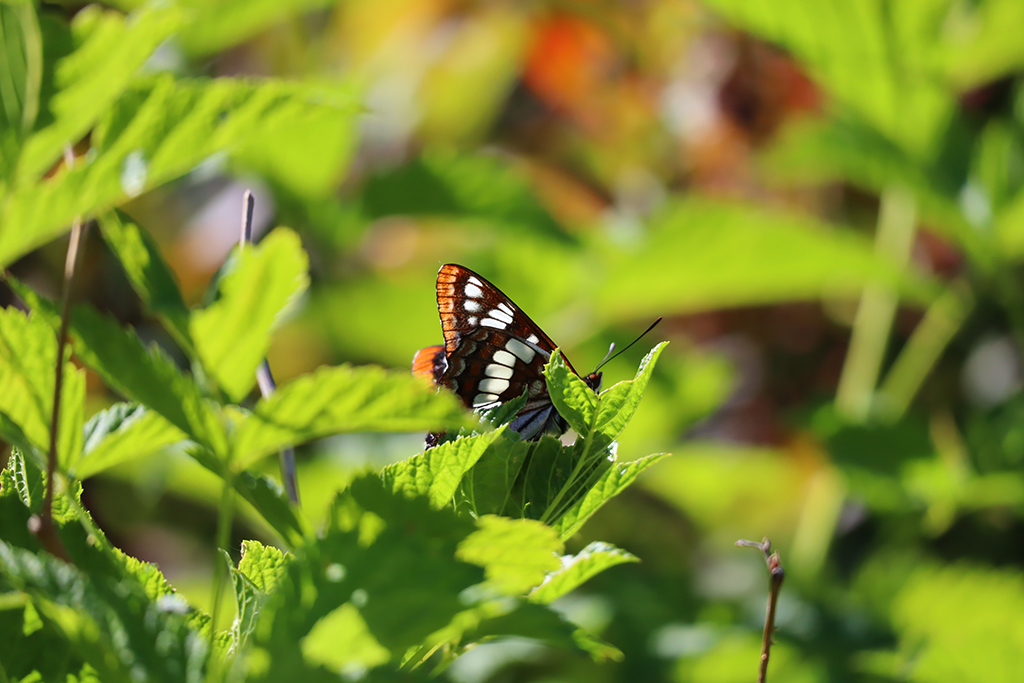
8;0;1024;680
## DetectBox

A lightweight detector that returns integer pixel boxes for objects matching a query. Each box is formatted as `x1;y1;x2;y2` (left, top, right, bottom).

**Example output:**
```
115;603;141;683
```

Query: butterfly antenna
592;316;663;373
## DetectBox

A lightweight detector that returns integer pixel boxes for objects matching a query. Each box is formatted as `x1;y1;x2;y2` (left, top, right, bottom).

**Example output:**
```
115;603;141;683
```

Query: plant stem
836;185;917;422
39;147;87;558
240;190;300;506
209;470;235;645
736;538;785;683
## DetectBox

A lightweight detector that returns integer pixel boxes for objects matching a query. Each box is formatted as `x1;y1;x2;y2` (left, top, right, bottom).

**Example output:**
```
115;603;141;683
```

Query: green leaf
16;3;182;182
598;198;938;319
0;1;42;180
176;0;336;58
0;75;360;267
76;403;185;480
238;539;290;595
456;515;563;595
529;541;638;604
10;278;226;456
0;540;210;682
550;453;670;541
232;364;469;468
97;210;193;354
381;429;507;508
455;433;530;518
0;307;84;471
253;476;485;672
700;0;954;159
71;304;227;456
892;563;1024;683
191;228;309;402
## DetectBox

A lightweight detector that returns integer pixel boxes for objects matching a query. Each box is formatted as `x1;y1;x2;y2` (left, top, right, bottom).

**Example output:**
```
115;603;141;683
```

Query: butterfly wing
429;263;586;440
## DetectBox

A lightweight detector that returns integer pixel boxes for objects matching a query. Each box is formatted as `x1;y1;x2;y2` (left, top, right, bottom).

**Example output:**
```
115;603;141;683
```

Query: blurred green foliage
3;0;1024;680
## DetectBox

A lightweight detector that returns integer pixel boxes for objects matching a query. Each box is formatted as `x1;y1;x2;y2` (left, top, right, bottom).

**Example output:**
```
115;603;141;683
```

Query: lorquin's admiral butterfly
413;264;598;446
413;264;659;447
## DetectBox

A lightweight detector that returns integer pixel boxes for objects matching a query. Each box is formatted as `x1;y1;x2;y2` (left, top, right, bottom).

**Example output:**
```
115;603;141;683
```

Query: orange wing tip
412;345;446;385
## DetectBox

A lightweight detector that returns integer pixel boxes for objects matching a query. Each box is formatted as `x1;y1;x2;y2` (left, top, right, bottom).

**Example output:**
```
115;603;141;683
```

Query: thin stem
239;190;300;506
836;185;917;422
736;538;785;683
38;147;87;557
209;472;235;646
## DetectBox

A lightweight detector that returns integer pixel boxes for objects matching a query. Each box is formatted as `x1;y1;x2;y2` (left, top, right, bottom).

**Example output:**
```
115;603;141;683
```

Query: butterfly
413;264;602;446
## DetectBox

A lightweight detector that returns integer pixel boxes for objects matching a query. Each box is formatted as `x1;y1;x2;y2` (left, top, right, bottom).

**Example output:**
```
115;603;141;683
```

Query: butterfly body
414;264;601;444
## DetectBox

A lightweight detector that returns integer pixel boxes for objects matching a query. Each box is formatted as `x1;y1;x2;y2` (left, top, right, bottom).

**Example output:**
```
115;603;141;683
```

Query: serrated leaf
238;540;290;595
0;307;84;472
455;434;530;518
9;278;226;457
0;75;360;267
15;3;183;182
381;428;507;508
456;516;563;595
529;542;638;604
300;603;391;674
0;541;210;682
98;210;192;354
232;364;469;468
550;453;670;541
191;228;309;402
76;403;185;480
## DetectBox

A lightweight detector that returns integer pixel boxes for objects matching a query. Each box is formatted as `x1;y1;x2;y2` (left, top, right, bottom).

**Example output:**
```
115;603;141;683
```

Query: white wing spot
527;334;539;344
488;308;514;324
493;350;517;367
507;338;536;362
467;316;478;326
464;300;481;313
464;283;483;298
473;392;499;407
497;302;514;316
485;363;514;379
479;378;510;394
481;318;507;329
468;276;483;286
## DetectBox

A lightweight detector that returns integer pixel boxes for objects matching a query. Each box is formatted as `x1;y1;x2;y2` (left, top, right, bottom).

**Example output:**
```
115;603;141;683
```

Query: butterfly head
584;371;602;393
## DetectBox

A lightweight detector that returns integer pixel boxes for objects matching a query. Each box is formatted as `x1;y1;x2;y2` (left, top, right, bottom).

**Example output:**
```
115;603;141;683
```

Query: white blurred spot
962;335;1021;407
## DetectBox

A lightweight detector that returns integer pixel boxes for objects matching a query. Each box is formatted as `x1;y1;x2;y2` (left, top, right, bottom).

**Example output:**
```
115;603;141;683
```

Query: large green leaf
0;75;360;267
15;3;182;182
598;199;937;320
232;364;469;468
97;210;193;354
191;228;309;402
0;307;84;471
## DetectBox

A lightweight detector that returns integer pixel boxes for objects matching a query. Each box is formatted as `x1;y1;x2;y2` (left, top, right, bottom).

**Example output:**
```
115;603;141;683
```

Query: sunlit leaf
232;364;469;468
381;429;507;508
0;75;360;267
191;228;309;402
0;308;84;472
529;541;638;604
550;453;670;541
456;515;562;595
76;403;185;480
15;3;182;182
